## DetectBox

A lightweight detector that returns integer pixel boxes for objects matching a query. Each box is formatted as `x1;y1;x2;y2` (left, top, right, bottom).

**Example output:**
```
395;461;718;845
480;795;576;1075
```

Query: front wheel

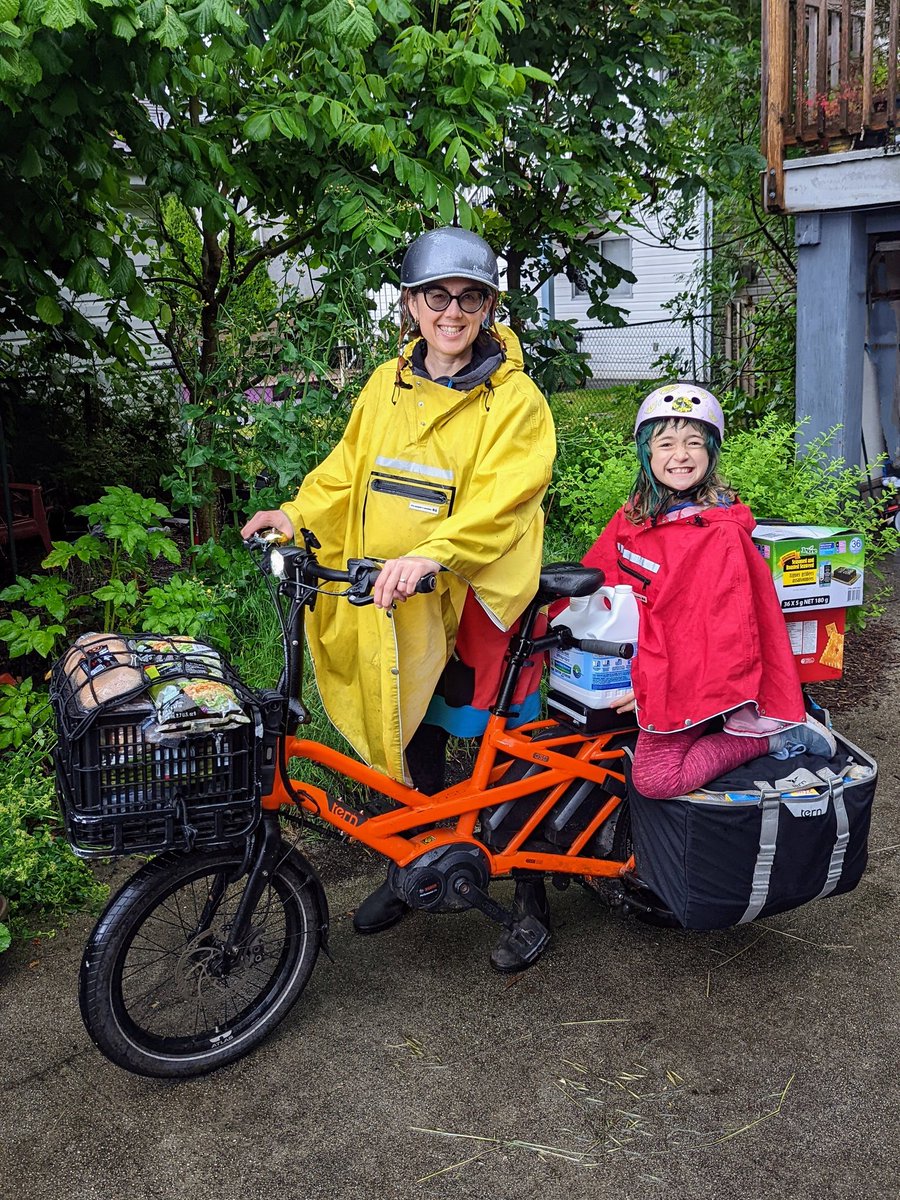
79;841;325;1078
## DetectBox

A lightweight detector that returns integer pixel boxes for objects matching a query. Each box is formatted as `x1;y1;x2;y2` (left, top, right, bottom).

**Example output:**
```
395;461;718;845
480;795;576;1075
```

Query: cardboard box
785;607;846;683
753;524;865;612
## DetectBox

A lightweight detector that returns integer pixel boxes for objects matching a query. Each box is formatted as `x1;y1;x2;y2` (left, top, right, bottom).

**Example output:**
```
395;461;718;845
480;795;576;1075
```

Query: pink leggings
631;722;769;800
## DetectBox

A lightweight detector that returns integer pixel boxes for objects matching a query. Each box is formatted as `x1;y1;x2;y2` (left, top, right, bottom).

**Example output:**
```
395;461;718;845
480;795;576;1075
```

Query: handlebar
548;623;634;659
244;533;437;603
579;638;635;659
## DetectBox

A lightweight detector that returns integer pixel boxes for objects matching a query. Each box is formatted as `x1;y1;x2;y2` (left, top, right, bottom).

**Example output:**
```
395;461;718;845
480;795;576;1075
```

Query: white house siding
371;200;710;383
551;199;710;383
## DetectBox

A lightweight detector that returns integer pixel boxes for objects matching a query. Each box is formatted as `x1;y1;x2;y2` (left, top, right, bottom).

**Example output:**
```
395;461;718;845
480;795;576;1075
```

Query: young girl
580;382;835;800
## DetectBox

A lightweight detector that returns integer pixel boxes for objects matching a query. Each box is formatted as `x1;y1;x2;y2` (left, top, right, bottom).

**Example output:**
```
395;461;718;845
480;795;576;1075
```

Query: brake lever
346;558;380;606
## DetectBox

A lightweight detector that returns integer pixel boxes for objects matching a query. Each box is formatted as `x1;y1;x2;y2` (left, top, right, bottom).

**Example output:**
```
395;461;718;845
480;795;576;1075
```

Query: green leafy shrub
547;426;637;560
0;677;53;751
548;413;899;626
720;415;871;522
3;340;181;510
0;749;107;942
0;485;237;661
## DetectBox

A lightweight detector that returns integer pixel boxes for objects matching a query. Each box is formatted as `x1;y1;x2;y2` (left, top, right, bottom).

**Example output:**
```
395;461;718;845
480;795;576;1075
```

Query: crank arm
452;877;551;966
452;876;516;928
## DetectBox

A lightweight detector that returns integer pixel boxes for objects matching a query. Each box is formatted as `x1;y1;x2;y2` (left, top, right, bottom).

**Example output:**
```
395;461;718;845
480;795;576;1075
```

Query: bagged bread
60;633;143;712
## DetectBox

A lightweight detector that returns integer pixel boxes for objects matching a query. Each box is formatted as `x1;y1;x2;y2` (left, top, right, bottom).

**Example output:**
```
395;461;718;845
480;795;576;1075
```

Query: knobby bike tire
79;841;324;1078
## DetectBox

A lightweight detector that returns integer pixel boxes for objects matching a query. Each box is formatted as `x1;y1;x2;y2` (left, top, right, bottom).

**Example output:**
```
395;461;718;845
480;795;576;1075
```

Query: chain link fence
560;310;772;419
575;316;709;389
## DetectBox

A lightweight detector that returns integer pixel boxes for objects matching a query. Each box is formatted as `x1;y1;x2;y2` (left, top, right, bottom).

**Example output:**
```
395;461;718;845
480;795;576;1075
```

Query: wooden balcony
763;0;900;210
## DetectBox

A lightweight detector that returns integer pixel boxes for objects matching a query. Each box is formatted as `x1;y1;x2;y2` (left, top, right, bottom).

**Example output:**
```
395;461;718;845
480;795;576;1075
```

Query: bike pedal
507;915;550;964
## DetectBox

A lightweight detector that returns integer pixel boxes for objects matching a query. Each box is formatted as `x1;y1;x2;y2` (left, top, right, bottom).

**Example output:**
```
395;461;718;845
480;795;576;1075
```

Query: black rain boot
490;876;551;974
352;879;409;935
354;723;449;936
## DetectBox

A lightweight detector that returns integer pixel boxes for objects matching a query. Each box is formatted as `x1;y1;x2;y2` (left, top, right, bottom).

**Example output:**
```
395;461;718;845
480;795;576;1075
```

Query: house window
571;236;633;300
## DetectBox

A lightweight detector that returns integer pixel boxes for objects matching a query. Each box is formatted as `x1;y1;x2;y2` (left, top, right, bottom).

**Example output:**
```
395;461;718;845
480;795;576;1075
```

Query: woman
241;227;556;957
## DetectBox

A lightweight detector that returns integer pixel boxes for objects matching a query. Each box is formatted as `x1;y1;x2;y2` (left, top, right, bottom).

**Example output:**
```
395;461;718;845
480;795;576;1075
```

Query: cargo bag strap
813;768;850;900
738;785;783;925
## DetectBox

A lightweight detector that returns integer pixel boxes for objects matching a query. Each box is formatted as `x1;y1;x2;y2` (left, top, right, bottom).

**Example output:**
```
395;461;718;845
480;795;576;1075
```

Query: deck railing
762;0;899;209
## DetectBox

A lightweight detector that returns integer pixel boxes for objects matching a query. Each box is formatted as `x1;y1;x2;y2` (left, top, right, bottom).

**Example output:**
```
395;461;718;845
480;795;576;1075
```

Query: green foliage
548;426;637;559
2;0;743;544
139;574;234;646
545;382;647;556
158;284;363;535
0;485;233;658
1;340;182;505
0;677;53;750
0;598;68;658
0;748;108;942
503;291;591;395
547;412;899;627
481;0;732;316
660;25;797;400
224;576;282;689
1;0;533;356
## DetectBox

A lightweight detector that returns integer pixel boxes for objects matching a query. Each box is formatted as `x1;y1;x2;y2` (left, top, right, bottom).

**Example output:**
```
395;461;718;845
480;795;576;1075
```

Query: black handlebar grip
415;574;437;593
578;638;635;659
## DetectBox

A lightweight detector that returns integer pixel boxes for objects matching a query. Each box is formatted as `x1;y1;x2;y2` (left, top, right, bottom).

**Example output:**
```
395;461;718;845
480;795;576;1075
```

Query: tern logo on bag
783;796;827;818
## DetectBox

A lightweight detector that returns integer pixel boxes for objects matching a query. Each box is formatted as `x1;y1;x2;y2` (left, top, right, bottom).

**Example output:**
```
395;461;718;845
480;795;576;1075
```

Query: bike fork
219;813;285;962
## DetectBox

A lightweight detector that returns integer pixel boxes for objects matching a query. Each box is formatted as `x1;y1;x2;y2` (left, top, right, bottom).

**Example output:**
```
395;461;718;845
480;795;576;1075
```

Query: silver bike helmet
400;227;500;291
634;382;725;442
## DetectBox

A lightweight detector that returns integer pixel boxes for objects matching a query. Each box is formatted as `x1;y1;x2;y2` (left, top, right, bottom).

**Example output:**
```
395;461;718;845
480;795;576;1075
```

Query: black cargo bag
628;733;877;930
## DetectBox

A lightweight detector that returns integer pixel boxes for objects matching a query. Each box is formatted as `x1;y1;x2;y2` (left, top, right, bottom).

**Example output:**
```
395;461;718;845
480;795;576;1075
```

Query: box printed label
753;523;865;613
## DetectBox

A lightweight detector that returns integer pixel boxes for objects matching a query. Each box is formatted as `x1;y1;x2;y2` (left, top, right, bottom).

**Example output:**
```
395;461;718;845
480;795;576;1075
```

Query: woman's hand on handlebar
374;556;442;610
240;510;295;543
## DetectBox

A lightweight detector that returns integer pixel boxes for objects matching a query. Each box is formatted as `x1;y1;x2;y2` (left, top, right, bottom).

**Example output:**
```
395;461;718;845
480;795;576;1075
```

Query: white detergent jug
548;585;639;727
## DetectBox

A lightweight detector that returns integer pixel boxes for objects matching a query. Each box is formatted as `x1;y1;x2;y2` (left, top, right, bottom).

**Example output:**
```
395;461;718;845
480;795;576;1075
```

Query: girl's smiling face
648;420;710;492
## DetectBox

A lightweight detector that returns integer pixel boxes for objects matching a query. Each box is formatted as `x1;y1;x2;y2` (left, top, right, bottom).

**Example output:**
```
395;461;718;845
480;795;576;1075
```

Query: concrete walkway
1;581;898;1200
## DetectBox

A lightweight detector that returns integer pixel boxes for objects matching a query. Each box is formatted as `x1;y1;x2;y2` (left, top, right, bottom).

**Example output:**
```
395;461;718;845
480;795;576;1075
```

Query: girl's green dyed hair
627;417;736;524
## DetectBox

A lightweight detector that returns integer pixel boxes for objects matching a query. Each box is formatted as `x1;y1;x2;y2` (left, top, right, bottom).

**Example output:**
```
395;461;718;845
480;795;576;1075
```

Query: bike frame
258;545;636;884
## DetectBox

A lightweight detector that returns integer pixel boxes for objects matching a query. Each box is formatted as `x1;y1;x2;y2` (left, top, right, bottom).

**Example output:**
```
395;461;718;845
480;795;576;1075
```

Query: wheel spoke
80;843;323;1075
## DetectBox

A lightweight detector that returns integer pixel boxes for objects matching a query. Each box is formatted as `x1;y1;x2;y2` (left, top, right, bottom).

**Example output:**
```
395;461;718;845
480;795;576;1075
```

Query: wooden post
889;0;898;132
816;0;828;140
795;0;808;139
764;0;788;211
839;0;850;133
862;0;875;128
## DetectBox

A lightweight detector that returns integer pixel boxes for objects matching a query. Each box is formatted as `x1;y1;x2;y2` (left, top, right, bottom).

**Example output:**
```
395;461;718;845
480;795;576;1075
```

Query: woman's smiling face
648;420;710;492
406;276;491;369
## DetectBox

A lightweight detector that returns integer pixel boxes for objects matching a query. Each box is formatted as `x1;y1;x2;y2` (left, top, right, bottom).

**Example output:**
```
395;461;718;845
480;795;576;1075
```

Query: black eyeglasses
417;286;490;314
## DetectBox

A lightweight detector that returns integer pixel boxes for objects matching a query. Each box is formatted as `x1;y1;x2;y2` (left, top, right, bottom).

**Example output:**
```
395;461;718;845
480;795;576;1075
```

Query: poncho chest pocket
362;471;455;560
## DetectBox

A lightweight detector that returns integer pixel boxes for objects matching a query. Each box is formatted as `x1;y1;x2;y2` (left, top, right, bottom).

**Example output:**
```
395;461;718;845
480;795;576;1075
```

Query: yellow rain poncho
280;325;556;781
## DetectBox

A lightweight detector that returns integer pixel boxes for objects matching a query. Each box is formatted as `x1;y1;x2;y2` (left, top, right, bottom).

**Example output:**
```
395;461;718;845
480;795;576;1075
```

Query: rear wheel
79;842;324;1078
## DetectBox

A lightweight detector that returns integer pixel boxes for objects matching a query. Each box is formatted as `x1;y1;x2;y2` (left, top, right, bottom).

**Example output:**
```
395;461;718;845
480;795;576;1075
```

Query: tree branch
219;226;316;304
149;317;193;396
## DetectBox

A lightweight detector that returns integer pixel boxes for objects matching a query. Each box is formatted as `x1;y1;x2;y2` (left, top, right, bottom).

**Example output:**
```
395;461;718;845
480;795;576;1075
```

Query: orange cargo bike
51;530;640;1078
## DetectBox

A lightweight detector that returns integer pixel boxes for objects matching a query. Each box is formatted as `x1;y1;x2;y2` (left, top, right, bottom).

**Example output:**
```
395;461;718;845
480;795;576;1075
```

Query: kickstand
452;877;550;965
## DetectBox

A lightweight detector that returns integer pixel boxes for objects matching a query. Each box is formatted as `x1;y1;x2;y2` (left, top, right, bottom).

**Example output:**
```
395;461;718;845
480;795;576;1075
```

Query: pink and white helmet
634;383;725;441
